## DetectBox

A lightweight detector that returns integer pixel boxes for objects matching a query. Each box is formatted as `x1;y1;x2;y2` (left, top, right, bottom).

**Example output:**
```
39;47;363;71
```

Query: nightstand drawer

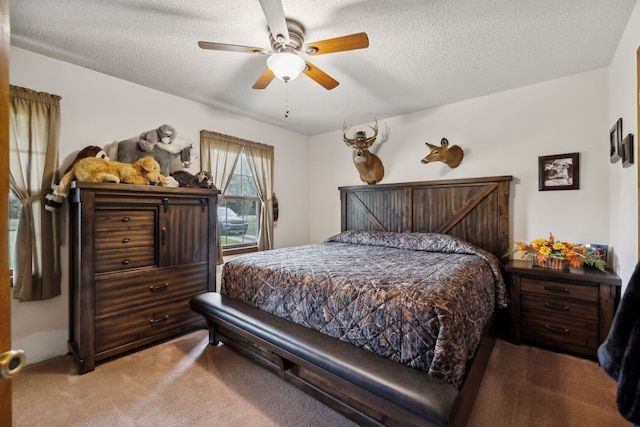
521;310;599;351
521;293;597;321
521;277;598;302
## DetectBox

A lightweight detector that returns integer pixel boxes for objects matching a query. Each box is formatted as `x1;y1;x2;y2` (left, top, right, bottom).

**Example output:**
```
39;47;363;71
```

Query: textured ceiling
10;0;638;136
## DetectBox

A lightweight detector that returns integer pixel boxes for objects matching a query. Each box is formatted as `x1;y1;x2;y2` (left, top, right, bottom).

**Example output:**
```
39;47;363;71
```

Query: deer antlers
343;119;378;148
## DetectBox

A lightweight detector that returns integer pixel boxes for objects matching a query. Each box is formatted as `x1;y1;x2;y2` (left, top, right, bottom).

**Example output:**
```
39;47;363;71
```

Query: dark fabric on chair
598;260;640;423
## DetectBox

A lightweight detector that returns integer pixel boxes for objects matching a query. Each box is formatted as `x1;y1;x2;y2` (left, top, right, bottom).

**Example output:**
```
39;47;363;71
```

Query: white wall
608;0;640;286
10;47;311;364
310;70;611;253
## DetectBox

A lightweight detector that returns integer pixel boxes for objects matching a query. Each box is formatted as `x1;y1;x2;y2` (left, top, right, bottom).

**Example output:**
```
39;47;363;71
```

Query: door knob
0;349;26;379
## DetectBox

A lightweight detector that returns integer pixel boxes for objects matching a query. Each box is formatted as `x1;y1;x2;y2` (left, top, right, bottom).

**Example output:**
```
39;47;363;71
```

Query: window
219;149;259;256
200;129;274;264
9;85;62;301
8;192;20;276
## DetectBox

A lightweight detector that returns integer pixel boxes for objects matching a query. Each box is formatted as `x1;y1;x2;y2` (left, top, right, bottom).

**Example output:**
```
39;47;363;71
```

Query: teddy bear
45;145;111;211
138;124;177;152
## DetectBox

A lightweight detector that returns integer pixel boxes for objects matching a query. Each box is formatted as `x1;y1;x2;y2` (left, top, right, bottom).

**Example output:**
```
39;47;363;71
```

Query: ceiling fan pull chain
284;82;290;118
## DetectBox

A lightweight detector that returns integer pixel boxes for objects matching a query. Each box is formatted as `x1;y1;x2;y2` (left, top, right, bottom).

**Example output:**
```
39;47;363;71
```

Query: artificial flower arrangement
504;233;606;272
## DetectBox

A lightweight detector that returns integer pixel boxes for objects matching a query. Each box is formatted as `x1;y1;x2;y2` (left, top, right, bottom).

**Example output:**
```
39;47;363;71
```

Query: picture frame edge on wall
610;117;622;163
621;133;634;168
538;152;580;191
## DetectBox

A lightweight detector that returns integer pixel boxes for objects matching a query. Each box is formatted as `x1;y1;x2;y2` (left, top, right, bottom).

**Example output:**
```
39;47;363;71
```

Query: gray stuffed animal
139;124;177;152
115;135;194;176
170;170;215;189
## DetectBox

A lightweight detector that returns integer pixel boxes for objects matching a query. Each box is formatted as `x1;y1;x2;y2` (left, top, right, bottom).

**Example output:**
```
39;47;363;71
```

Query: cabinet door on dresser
159;197;210;266
68;182;219;374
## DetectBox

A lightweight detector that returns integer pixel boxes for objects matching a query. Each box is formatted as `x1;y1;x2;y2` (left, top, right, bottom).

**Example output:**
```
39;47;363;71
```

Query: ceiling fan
198;0;369;90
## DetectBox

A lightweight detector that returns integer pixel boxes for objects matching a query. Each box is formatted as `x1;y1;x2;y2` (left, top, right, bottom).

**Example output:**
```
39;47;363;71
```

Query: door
1;0;12;425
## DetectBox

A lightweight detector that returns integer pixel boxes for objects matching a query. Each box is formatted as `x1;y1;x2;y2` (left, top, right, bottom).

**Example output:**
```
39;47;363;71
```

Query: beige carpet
12;330;629;426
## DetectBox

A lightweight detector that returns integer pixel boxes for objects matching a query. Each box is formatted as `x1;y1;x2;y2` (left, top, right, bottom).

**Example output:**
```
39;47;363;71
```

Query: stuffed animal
170;170;215;189
45;145;111;211
138;124;177;152
53;156;169;200
113;136;194;176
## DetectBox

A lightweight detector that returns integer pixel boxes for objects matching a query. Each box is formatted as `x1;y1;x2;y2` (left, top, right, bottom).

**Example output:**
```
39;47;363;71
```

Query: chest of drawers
506;260;621;357
67;182;219;374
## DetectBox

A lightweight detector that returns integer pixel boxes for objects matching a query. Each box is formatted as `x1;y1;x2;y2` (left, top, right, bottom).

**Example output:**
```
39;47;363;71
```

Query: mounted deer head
343;119;384;185
421;138;464;168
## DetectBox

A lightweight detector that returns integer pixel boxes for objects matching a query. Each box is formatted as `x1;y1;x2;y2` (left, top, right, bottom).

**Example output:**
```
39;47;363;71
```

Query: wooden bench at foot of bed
191;292;495;427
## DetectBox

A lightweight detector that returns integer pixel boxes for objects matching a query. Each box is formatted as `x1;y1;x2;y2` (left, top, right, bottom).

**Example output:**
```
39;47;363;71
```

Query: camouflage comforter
221;230;508;388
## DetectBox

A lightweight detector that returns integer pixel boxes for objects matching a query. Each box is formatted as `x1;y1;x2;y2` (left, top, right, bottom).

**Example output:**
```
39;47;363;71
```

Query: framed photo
621;133;634;168
585;243;608;265
538;152;580;191
610;118;622;163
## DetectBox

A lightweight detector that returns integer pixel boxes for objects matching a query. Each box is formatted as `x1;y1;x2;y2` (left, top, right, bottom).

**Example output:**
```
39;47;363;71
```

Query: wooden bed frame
191;175;512;426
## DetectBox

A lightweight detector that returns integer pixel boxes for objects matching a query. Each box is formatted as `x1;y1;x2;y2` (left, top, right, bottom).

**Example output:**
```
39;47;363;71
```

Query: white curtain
9;85;62;301
200;130;274;263
243;143;274;251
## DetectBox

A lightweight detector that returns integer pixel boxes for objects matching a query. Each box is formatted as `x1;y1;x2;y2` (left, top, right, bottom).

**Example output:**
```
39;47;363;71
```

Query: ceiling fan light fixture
267;52;305;82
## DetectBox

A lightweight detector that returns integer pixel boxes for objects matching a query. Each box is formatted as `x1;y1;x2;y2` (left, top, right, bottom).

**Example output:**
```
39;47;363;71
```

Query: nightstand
505;259;621;358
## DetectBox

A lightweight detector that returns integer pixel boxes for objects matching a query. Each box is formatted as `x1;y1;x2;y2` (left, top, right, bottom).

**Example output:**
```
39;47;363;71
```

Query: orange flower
504;232;606;272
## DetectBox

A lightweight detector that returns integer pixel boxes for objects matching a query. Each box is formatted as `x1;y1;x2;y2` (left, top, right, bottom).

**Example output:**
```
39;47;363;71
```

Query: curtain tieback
20;194;45;206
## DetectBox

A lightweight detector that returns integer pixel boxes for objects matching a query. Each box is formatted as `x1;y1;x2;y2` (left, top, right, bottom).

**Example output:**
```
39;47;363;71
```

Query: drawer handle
149;283;169;293
122;217;130;222
544;302;570;311
122;237;130;244
543;285;569;293
149;315;169;325
122;259;130;265
162;227;167;245
544;324;570;335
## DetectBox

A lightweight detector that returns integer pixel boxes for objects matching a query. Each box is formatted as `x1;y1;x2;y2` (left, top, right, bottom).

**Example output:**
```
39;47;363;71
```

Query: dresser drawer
95;265;208;315
95;228;155;251
95;298;204;354
521;293;597;321
521;277;598;302
95;248;156;273
95;209;156;231
521;310;599;351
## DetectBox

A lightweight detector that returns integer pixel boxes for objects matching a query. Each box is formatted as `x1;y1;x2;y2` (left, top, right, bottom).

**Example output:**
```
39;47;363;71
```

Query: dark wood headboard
339;175;512;260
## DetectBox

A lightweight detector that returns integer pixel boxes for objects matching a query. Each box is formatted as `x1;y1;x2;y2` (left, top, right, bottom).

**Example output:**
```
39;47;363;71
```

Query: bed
191;175;513;426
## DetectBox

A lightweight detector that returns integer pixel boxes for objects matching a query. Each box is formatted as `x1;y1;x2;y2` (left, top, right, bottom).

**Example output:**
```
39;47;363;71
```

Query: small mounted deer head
421;138;464;168
343;119;385;185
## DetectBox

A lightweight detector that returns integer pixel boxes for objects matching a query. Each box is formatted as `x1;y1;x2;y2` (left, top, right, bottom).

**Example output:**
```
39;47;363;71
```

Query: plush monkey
138;124;177;152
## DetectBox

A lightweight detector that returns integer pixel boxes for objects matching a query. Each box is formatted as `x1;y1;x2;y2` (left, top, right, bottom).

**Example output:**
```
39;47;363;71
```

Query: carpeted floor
468;337;629;427
12;330;630;426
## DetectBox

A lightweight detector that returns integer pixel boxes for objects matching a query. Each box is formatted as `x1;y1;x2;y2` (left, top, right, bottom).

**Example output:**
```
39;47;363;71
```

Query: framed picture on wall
610;118;622;163
538;152;580;191
585;243;608;264
621;133;634;168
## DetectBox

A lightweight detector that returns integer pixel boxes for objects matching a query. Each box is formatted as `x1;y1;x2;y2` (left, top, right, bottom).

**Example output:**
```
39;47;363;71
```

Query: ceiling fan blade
258;0;290;44
198;41;267;55
303;61;339;90
252;68;275;89
304;32;369;55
